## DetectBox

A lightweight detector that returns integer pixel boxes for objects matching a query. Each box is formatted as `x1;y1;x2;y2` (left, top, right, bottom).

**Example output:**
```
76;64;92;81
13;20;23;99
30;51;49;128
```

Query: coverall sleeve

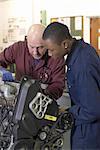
69;56;100;124
0;42;19;67
45;58;65;100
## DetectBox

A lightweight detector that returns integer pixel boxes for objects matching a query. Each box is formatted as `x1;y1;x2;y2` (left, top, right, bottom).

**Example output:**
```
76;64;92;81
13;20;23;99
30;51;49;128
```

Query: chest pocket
39;67;52;84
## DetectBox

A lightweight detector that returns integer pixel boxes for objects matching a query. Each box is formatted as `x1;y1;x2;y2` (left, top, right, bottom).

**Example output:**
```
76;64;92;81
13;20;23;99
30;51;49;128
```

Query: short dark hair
42;22;72;45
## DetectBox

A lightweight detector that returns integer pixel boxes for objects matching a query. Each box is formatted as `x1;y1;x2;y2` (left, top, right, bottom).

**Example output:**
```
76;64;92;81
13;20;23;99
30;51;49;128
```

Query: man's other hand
0;67;14;81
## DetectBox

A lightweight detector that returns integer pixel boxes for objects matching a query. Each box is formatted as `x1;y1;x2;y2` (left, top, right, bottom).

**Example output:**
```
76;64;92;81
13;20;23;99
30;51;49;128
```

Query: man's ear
61;39;68;49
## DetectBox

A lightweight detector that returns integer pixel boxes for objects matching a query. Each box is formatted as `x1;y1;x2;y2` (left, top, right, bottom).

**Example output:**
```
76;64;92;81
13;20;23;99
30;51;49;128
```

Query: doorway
90;18;100;55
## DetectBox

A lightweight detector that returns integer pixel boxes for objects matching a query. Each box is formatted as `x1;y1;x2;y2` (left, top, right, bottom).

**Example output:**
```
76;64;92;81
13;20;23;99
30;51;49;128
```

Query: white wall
32;0;41;23
0;0;100;50
41;0;100;43
42;0;100;18
0;0;33;50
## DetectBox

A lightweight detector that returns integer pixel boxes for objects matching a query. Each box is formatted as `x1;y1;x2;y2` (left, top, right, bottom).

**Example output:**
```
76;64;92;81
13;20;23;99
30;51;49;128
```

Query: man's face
27;38;46;59
43;38;67;58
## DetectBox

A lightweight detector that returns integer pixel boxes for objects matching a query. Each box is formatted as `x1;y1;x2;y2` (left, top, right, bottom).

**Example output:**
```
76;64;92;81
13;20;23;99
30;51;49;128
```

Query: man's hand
0;67;14;81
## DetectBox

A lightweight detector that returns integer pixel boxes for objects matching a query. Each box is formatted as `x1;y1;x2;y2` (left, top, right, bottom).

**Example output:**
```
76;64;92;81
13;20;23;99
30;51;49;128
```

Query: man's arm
0;42;20;81
0;42;20;67
69;57;100;125
44;58;65;100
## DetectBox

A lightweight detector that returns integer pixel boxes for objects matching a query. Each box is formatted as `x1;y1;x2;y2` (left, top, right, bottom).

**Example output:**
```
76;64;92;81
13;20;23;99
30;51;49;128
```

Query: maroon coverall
0;40;65;99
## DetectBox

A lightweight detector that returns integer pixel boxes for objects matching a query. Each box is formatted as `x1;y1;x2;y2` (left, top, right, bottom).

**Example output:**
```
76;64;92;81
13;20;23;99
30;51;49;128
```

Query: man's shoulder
12;40;28;52
14;40;26;47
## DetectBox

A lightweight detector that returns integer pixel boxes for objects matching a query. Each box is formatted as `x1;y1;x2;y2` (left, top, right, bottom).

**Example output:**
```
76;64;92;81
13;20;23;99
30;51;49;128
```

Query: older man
0;24;65;100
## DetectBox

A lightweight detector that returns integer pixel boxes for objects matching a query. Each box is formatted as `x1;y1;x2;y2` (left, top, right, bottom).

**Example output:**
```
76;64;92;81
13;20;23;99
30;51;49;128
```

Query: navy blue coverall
66;39;100;150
